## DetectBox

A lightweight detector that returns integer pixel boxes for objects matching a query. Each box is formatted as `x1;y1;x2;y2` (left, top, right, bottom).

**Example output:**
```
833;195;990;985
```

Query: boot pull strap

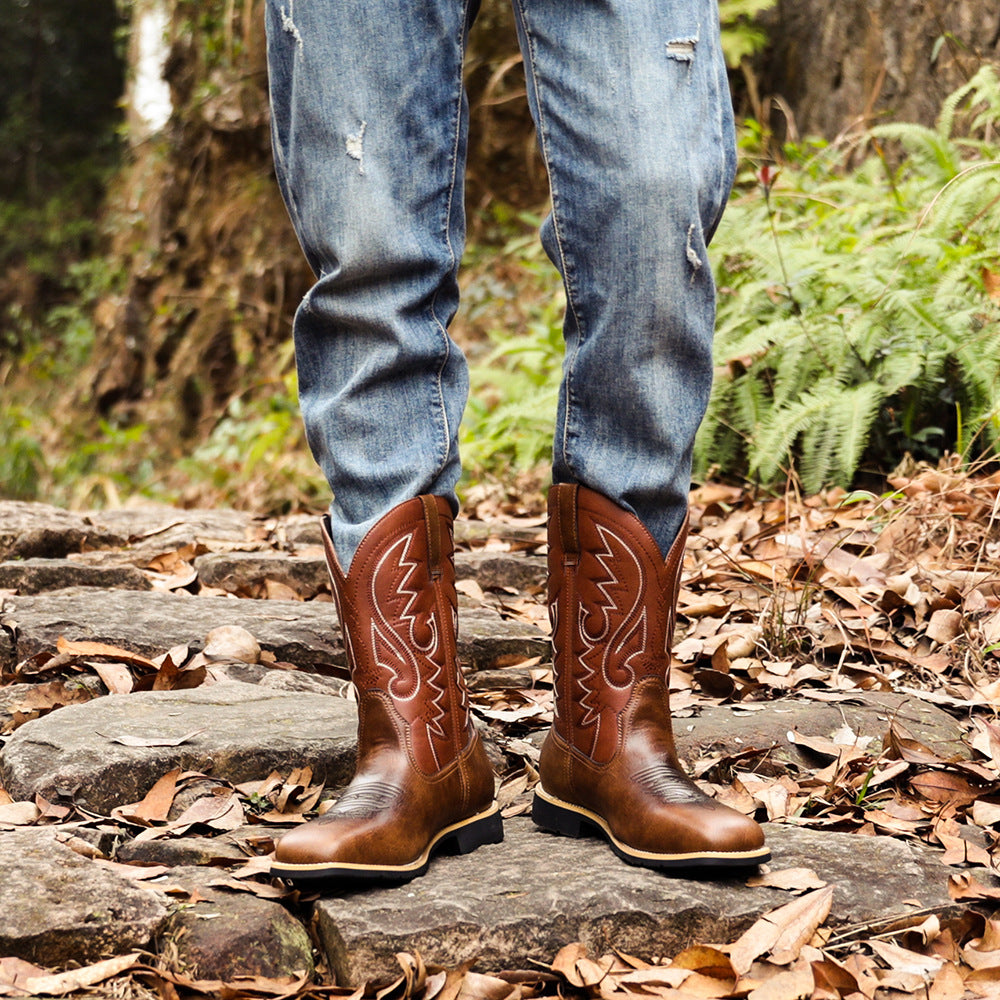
663;511;690;650
556;484;580;563
420;495;443;580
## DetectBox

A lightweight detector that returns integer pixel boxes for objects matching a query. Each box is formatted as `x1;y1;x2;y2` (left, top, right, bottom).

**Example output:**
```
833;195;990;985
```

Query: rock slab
0;589;548;672
0;590;343;671
315;818;970;986
0;558;152;594
677;691;969;763
0;828;168;965
0;502;126;560
0;681;358;812
159;866;314;982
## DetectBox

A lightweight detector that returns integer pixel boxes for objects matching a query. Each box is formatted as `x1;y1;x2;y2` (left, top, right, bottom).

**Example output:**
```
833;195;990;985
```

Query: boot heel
451;808;504;855
532;791;583;837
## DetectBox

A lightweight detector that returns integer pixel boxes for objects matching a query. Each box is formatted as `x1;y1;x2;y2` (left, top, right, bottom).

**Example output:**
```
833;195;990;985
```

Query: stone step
0;588;548;674
2;678;968;814
314;817;972;985
0;682;359;813
0;828;168;966
0;549;545;598
0;810;976;987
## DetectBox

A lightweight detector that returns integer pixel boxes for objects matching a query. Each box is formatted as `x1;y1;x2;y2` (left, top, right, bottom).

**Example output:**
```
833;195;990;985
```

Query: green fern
696;72;1000;490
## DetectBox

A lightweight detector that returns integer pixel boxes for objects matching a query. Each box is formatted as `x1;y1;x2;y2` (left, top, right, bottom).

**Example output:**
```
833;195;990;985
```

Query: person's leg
266;0;476;570
265;0;501;884
515;0;768;870
511;0;736;558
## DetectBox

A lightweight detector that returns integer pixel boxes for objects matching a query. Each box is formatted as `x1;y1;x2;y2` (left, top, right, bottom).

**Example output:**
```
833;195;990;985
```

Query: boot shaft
547;484;687;764
323;495;472;775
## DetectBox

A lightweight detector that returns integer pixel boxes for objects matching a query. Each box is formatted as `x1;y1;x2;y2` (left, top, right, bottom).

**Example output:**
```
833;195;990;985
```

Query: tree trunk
757;0;1000;139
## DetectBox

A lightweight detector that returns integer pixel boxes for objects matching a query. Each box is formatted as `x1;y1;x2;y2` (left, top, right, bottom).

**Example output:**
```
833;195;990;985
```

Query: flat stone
282;516;545;555
0;501;126;560
0;677;104;731
0;558;152;594
315;817;973;986
87;507;260;551
460;608;548;670
194;550;547;602
195;551;330;598
0;589;548;673
676;692;969;764
0;681;358;812
118;825;285;867
0;590;341;671
269;515;325;550
456;552;546;592
520;693;969;770
455;520;546;549
468;667;541;692
0;827;168;965
157;866;314;982
207;661;351;698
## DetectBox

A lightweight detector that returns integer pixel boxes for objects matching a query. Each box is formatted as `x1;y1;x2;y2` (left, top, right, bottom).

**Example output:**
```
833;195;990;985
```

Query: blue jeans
266;0;736;569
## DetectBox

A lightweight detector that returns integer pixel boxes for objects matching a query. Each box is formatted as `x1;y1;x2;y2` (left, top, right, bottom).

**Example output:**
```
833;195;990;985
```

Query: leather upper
274;495;494;869
540;484;766;858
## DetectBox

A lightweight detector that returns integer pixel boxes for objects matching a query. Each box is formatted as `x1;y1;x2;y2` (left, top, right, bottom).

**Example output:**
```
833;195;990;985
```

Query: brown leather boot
271;495;501;883
532;484;768;872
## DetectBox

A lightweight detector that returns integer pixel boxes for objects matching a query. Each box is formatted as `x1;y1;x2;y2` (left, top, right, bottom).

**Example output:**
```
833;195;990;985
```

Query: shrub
695;66;1000;491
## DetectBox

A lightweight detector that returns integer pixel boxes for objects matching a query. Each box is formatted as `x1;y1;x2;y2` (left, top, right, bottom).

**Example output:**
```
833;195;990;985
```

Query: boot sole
532;787;770;873
270;803;504;885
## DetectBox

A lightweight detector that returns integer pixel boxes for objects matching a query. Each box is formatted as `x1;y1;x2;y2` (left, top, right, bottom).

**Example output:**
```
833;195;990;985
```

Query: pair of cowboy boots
270;486;768;883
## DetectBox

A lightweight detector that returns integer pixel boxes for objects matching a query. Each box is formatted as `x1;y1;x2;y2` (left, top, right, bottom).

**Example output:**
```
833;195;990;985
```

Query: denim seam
426;0;472;478
512;0;584;486
265;29;305;241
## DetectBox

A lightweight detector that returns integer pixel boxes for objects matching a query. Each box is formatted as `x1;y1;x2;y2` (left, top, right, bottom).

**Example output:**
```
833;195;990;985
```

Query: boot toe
636;800;769;866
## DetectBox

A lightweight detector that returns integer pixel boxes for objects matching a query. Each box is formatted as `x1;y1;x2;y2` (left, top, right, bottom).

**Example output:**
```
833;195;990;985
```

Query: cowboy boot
532;484;768;871
271;495;501;883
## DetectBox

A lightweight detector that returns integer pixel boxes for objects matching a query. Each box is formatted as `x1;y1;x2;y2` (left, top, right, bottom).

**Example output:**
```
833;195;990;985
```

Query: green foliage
460;217;564;484
178;370;327;512
0;408;44;501
718;0;775;68
461;73;1000;496
694;66;1000;492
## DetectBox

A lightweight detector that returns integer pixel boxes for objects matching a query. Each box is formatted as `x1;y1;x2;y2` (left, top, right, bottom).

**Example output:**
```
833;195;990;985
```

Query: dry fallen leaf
56;637;158;670
0;956;50;996
0;801;40;826
88;659;133;694
868;939;944;976
745;962;814;1000
551;943;611;989
929;960;967;1000
746;868;828;894
949;873;1000;903
114;767;181;824
21;953;142;996
95;860;171;880
99;728;205;748
728;886;835;975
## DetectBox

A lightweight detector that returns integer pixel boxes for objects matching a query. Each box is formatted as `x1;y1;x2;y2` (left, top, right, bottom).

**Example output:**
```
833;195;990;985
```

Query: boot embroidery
324;780;400;819
549;600;561;722
369;530;450;769
576;524;648;728
632;762;708;804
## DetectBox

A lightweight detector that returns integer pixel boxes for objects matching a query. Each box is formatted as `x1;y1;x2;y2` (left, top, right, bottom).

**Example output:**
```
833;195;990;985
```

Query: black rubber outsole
270;805;504;886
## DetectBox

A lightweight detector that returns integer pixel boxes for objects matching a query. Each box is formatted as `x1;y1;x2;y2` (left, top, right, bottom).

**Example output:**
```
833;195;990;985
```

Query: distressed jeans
265;0;736;569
